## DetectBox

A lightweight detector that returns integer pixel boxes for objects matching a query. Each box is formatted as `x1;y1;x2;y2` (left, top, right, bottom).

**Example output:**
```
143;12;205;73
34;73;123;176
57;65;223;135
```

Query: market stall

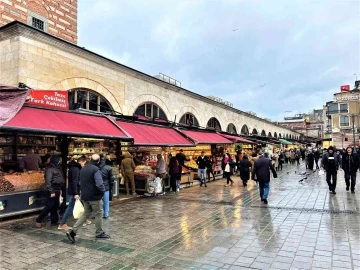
0;106;131;218
116;120;194;193
218;133;255;157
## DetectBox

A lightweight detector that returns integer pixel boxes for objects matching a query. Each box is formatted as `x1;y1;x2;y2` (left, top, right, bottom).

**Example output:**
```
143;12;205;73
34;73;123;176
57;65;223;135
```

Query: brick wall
0;0;77;44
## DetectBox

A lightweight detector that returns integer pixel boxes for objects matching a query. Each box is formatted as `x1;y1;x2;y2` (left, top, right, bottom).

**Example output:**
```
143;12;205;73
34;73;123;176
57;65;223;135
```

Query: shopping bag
225;164;230;172
120;176;124;185
319;170;324;176
73;199;84;219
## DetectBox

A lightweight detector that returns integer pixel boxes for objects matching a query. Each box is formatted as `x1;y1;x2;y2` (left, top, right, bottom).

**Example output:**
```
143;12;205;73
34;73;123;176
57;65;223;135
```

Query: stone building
0;0;77;44
0;19;301;139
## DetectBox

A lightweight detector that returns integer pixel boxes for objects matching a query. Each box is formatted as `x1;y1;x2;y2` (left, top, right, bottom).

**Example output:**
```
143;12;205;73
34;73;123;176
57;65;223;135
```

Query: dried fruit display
0;176;15;193
1;172;44;193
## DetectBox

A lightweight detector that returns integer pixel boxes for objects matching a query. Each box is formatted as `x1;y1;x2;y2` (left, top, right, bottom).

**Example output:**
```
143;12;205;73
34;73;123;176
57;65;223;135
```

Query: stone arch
274;132;277;138
226;123;237;134
28;0;48;18
241;125;249;135
128;94;170;118
268;132;272;137
178;106;201;125
286;134;289;139
207;117;222;131
261;130;266;136
252;128;258;135
179;112;199;126
50;77;122;113
134;102;168;120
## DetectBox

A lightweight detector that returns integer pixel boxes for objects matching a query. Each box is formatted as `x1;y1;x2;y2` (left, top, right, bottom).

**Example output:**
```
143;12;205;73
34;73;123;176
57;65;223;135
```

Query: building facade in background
0;0;77;44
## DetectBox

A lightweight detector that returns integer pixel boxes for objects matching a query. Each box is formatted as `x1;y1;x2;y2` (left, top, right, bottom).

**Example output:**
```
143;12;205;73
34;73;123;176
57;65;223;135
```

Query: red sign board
340;85;350;92
27;90;69;110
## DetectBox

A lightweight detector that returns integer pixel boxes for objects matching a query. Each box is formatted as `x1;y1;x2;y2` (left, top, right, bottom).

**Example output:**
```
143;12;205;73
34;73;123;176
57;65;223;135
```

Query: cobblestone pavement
0;162;359;270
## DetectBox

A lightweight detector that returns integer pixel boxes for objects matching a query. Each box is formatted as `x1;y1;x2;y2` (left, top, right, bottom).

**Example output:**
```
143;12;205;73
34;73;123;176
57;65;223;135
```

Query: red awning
3;106;130;139
117;121;194;146
219;134;254;143
180;130;232;144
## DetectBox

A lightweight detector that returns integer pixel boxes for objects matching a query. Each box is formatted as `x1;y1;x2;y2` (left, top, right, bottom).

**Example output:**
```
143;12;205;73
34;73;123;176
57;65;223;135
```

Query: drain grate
248;205;360;215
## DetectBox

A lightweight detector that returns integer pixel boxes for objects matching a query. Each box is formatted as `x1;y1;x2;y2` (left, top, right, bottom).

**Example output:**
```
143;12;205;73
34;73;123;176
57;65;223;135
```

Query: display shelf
17;144;57;148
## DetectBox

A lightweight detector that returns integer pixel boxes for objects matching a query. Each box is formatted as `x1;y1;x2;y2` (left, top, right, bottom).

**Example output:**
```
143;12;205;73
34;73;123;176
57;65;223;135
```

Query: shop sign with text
27;90;69;110
335;95;359;102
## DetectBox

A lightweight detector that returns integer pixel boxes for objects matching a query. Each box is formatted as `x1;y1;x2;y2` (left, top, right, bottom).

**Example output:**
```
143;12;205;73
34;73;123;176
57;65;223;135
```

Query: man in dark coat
100;156;114;219
66;154;108;243
342;147;359;193
176;149;186;181
314;149;320;170
321;146;339;194
239;155;252;186
252;153;277;204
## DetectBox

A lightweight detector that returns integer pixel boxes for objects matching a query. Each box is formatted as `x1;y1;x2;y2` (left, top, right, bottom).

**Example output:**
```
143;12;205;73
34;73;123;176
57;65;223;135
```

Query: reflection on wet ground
0;163;359;269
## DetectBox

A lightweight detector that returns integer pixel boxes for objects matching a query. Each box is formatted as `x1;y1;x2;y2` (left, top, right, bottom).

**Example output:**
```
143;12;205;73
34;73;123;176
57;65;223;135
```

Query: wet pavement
0;162;359;270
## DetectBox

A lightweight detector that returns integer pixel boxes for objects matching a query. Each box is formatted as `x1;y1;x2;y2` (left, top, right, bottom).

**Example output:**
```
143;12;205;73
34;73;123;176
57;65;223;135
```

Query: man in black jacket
100;156;114;219
58;157;86;230
66;154;108;243
342;147;359;193
252;153;277;204
321;146;339;194
196;151;208;187
314;149;320;170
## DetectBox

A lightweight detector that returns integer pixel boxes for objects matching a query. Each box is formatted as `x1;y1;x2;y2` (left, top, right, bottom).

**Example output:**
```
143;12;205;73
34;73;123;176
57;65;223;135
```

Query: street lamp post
352;114;357;153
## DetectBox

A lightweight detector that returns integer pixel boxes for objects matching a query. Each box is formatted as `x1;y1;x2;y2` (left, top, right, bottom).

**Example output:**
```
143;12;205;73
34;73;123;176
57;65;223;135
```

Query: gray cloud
78;0;360;121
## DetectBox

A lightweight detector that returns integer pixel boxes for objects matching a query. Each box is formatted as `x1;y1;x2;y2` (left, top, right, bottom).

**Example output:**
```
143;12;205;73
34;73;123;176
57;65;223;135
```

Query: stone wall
0;23;301;139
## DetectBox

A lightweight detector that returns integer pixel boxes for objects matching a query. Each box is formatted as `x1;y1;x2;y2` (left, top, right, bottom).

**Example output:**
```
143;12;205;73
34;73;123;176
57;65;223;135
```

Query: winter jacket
80;160;105;201
100;158;114;192
252;156;277;183
342;153;359;173
175;152;186;166
169;157;179;175
239;159;252;181
196;156;207;169
314;151;320;160
121;152;136;173
45;163;65;193
321;152;339;173
67;160;81;195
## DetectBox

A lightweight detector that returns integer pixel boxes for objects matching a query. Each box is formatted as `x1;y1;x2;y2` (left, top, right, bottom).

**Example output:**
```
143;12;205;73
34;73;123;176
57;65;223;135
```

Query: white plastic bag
319;170;324;176
225;164;230;172
73;199;84;219
148;177;163;193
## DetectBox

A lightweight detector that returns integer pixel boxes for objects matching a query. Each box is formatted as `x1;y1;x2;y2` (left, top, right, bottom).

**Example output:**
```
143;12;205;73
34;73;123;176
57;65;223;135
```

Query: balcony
326;109;349;115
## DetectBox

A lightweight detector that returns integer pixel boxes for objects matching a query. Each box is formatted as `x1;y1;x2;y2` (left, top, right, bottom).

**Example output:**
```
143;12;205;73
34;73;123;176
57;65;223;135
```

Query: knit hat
328;146;334;151
50;155;61;165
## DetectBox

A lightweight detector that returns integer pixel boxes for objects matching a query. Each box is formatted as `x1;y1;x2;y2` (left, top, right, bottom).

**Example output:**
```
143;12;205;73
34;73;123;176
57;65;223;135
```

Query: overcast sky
78;0;360;121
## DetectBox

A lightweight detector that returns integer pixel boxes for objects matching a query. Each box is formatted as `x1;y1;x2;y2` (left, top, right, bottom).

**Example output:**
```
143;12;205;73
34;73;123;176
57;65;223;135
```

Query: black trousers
315;159;319;169
296;158;300;165
207;168;215;181
170;174;177;192
345;172;357;191
326;172;337;192
225;172;233;184
36;191;60;224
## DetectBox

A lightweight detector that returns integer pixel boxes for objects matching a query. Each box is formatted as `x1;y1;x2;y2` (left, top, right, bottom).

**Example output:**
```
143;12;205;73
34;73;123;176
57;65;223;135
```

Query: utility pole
352;114;356;153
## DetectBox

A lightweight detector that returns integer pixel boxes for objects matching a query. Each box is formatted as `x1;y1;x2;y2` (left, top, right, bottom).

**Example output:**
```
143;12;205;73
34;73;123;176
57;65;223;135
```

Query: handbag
73;199;84;219
120;176;124;185
225;164;230;173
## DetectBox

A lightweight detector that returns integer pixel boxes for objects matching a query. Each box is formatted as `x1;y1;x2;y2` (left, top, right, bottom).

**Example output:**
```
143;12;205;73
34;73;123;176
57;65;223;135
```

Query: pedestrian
321;146;339;195
239;155;252;186
35;155;65;228
295;149;301;165
252;153;277;204
273;152;279;171
121;152;137;196
58;157;87;230
290;150;296;165
66;154;109;243
278;151;284;171
307;149;315;170
285;150;290;164
223;153;235;187
100;155;114;219
169;156;179;192
153;154;167;192
205;155;215;182
196;151;207;187
342;147;359;193
314;149;320;169
301;148;306;161
176;149;186;183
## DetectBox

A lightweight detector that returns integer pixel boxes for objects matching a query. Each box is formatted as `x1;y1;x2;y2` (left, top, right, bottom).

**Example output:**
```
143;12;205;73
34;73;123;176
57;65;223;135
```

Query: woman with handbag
239;155;252;186
224;153;234;187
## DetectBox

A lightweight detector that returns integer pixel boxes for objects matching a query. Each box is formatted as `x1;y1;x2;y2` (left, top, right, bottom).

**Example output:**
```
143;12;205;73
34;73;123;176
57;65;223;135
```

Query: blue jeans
198;169;207;184
103;191;110;218
259;182;270;199
60;196;75;225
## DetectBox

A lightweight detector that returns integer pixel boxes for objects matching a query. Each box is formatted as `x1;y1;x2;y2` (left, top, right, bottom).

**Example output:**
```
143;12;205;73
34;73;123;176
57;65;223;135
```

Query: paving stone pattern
0;162;359;270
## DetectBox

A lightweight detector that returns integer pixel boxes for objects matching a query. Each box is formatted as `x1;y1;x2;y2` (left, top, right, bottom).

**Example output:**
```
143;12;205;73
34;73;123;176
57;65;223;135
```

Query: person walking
285;150;290;164
295;149;301;165
176;149;186;183
342;147;359;193
252;153;277;204
239;155;252;186
273;152;279;171
58;157;87;230
314;149;320;170
290;150;296;165
197;151;207;187
168;156;179;192
35;155;65;228
20;148;42;171
100;155;114;219
121;152;137;196
205;155;215;182
278;151;284;171
66;154;109;243
307;149;315;170
321;146;339;195
223;153;235;187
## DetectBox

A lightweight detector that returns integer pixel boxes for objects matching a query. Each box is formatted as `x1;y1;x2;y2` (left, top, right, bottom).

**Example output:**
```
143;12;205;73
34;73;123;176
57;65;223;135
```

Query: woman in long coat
239;155;252;186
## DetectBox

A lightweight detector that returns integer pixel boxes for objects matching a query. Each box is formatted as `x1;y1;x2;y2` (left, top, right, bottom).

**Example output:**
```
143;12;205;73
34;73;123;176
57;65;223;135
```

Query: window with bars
226;123;237;134
28;11;48;32
179;113;199;126
32;17;44;31
72;89;113;113
134;103;167;120
207;117;221;131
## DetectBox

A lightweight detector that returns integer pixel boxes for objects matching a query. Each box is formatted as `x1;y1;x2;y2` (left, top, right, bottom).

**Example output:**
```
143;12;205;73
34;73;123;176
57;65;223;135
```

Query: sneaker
103;216;109;219
263;199;268;204
176;188;180;192
96;232;110;239
66;230;76;243
58;224;71;230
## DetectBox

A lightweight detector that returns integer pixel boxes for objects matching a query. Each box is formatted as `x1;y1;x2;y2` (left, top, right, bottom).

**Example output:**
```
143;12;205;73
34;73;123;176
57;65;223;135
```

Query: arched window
241;125;249;135
286;134;289;139
134;102;167;120
70;88;113;113
226;123;237;134
252;128;258;135
207;117;221;130
261;130;266;136
279;133;282;138
274;132;277;138
179;113;199;126
268;132;272;137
